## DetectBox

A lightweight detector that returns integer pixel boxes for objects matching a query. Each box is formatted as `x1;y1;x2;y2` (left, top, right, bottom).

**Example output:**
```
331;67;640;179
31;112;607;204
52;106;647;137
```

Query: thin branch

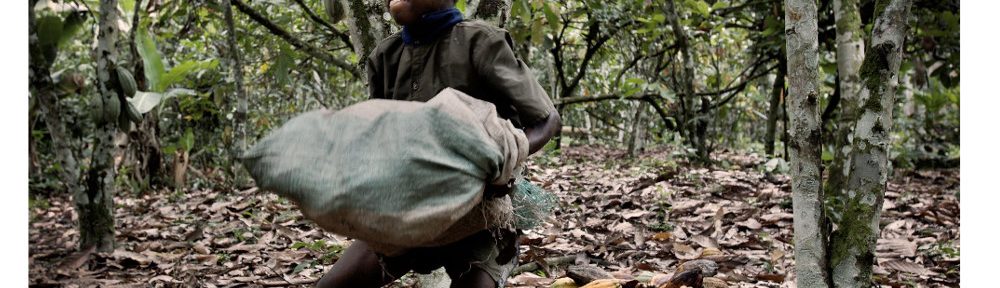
555;93;659;106
707;64;778;109
290;0;352;46
231;0;361;79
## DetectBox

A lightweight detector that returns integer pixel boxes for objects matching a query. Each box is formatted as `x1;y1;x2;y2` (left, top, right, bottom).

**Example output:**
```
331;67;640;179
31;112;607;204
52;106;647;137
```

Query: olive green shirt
366;20;555;128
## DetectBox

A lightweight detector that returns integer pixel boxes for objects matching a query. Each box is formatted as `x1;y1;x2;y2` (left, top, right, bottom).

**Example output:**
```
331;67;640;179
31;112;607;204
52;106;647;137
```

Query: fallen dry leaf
883;260;936;276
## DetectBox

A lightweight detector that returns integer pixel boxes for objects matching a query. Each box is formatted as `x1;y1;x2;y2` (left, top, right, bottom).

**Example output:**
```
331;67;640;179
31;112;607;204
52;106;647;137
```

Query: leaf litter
29;145;959;287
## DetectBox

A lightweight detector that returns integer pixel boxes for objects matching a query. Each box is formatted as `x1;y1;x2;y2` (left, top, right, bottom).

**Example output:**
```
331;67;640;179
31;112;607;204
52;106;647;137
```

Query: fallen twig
511;255;578;275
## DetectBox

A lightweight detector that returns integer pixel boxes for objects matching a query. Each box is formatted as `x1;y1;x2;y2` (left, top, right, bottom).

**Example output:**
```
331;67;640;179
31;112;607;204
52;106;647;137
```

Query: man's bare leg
449;267;496;288
316;241;405;288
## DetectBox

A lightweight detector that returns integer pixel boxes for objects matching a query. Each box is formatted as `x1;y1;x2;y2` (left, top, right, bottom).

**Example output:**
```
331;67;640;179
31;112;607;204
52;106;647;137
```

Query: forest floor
29;145;960;287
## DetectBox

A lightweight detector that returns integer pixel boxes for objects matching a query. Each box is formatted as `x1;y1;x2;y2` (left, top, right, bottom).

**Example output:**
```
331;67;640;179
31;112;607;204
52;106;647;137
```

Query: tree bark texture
627;102;649;157
465;0;512;28
764;63;786;156
81;0;122;252
225;0;250;187
664;0;703;159
784;0;828;286
830;0;912;286
339;0;389;65
825;0;865;204
30;1;82;197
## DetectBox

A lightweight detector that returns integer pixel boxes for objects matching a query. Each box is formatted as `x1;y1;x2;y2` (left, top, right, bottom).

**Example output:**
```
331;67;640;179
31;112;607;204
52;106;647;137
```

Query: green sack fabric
240;88;528;251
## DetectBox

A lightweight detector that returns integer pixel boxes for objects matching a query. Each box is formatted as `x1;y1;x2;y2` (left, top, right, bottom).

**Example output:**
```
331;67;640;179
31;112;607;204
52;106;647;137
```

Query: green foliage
290;240;343;264
28;0;959;203
137;31;165;92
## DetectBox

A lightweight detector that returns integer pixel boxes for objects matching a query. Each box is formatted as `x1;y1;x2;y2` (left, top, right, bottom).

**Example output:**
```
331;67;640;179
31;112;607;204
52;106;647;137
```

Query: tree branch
231;0;361;79
555;93;659;106
291;0;352;46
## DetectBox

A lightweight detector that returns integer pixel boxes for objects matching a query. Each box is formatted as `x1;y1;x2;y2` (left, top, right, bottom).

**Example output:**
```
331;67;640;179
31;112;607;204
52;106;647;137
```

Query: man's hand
523;111;562;154
483;182;513;198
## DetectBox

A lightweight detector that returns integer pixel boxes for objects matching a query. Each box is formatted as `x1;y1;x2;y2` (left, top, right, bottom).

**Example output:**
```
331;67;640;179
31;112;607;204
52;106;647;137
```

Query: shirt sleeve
366;50;384;100
474;31;556;127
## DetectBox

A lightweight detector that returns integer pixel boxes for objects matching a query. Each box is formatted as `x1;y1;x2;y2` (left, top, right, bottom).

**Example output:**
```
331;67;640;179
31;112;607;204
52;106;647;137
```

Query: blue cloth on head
402;8;464;46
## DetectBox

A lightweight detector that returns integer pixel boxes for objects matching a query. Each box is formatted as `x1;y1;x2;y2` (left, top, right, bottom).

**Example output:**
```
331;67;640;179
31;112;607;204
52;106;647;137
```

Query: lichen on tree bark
80;0;122;252
826;0;865;204
830;0;912;287
341;0;389;64
784;0;829;286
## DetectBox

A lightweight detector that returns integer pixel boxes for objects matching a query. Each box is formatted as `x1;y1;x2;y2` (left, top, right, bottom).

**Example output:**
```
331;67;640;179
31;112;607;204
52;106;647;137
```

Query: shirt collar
402;8;464;46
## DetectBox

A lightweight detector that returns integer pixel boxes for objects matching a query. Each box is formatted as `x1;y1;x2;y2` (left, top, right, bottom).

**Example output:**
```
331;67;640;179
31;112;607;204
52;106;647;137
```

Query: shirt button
412;82;418;91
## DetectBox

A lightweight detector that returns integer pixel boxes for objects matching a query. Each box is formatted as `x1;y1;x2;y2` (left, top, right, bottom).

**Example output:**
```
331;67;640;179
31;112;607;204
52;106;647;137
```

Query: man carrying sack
242;0;560;286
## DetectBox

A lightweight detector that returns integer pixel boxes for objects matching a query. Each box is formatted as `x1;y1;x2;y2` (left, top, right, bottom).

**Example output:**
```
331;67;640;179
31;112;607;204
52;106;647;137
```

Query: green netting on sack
509;178;557;230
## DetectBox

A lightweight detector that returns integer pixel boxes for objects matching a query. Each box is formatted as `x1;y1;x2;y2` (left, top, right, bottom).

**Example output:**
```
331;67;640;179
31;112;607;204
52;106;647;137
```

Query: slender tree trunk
127;0;164;188
339;0;389;65
627;102;648;157
29;0;82;198
665;0;700;159
830;1;912;286
784;0;828;286
765;63;786;156
80;0;122;252
825;0;865;204
225;0;251;188
782;92;790;160
584;111;594;144
465;0;512;28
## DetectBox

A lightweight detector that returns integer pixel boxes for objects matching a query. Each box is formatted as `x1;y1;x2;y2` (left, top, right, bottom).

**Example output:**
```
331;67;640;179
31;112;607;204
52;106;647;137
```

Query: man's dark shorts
375;229;520;286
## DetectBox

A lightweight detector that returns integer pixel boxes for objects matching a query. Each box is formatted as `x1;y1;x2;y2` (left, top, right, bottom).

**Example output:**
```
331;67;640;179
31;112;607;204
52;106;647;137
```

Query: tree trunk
465;0;512;28
825;0;865;205
764;63;786;156
627;102;648;157
81;0;122;252
829;0;912;286
29;0;82;197
664;0;701;159
127;0;164;188
339;0;389;66
784;0;828;287
225;0;251;188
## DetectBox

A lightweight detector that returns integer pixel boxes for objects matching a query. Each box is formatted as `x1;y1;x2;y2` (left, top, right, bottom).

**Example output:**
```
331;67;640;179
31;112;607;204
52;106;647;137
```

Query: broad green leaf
685;0;710;17
121;0;135;18
270;44;293;86
712;1;728;10
822;149;834;162
137;31;165;92
130;88;196;114
180;128;195;152
652;13;666;23
58;12;87;48
165;88;198;99
37;15;63;48
531;18;545;45
162;144;177;156
128;91;163;114
513;0;532;24
158;60;218;91
542;3;561;33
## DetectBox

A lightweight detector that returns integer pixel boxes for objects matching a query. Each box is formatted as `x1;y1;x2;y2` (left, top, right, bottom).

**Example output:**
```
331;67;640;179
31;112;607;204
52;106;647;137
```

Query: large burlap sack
240;88;528;253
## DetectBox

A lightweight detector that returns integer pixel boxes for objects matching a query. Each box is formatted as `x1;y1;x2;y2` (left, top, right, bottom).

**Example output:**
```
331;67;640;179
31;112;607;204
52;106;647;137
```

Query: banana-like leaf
157;60;218;92
127;88;197;114
137;31;165;92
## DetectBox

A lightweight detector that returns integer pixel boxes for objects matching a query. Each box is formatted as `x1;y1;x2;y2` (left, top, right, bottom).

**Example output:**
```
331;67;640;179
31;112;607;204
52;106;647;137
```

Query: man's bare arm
523;111;562;155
